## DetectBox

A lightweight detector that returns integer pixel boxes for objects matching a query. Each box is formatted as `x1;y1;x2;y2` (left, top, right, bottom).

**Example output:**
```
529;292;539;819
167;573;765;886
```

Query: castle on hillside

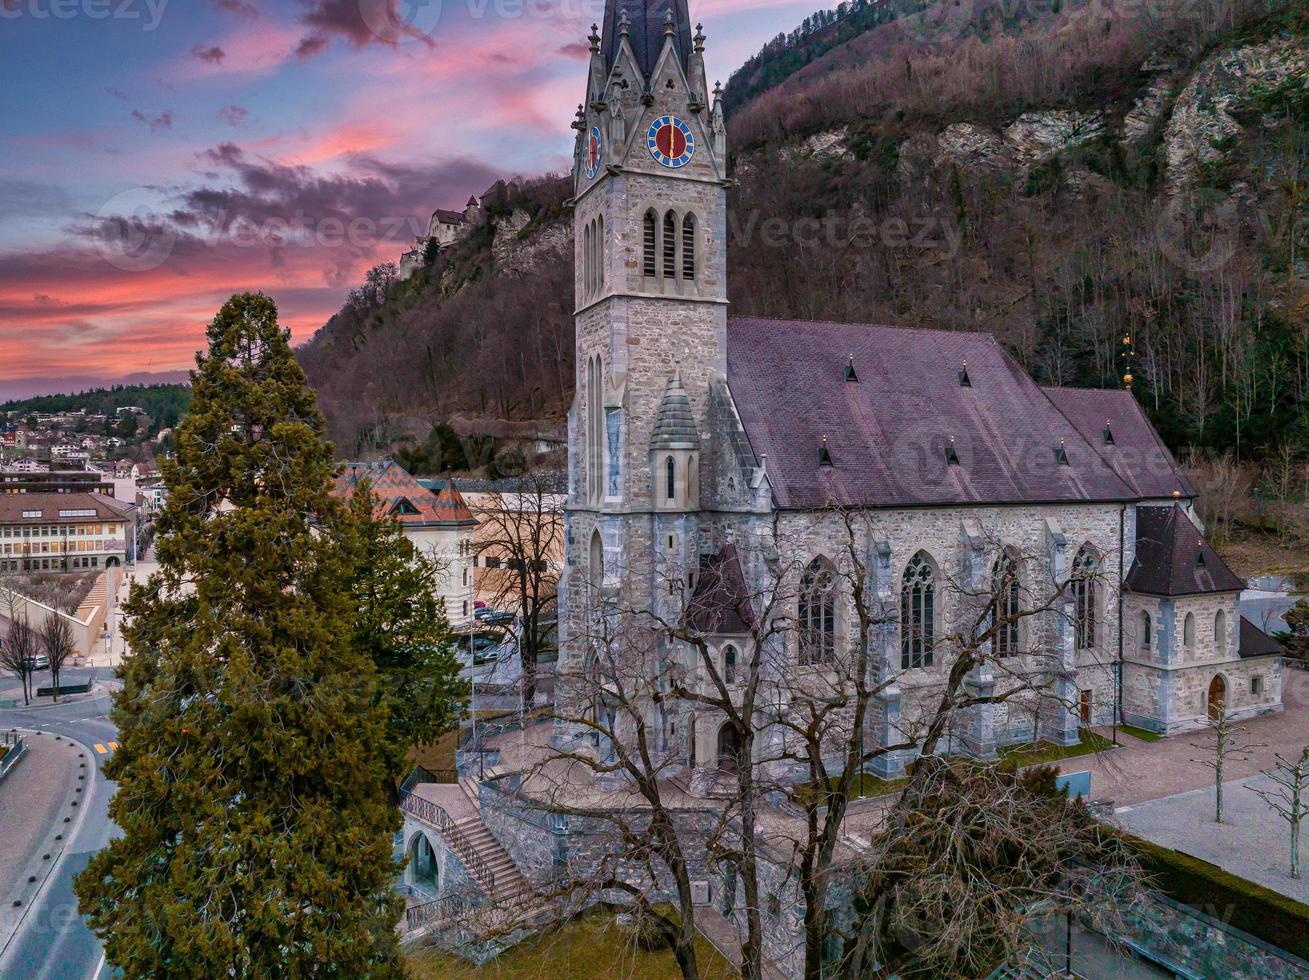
551;0;1283;775
398;200;478;280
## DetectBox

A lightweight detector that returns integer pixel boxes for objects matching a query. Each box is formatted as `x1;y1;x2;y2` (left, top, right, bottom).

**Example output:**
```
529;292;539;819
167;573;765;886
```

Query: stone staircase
452;777;529;906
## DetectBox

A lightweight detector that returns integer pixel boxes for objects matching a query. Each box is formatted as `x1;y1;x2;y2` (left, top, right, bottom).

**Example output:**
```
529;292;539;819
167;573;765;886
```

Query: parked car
463;630;507;666
26;653;50;671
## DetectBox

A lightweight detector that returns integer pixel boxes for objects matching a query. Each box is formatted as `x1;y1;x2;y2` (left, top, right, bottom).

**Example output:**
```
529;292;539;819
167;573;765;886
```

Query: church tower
558;0;729;749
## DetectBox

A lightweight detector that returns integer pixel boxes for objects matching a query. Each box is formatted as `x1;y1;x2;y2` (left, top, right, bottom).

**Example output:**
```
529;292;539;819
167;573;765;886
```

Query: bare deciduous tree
41;612;76;702
0;615;38;706
470;469;564;707
530;515;1128;980
1252;746;1309;880
1190;707;1265;824
838;759;1143;978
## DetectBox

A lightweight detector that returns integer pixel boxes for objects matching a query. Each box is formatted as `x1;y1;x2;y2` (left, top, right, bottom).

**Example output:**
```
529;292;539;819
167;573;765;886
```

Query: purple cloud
131;110;175;132
192;44;227;64
218;105;250;128
210;0;258;15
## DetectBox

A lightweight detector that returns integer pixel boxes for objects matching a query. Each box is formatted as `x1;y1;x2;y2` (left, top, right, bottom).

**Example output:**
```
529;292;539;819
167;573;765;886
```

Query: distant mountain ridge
300;0;1309;466
0;371;191;403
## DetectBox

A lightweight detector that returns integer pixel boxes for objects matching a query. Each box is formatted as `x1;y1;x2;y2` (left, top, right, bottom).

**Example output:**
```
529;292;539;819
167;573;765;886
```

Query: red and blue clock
647;115;695;169
584;126;604;181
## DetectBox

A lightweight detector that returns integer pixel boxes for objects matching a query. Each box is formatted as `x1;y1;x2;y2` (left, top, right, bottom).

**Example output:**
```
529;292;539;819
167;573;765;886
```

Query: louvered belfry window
643;210;658;277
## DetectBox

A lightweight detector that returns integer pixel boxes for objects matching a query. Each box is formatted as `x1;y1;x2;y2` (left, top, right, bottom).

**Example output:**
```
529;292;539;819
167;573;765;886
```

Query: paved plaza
1115;772;1309;903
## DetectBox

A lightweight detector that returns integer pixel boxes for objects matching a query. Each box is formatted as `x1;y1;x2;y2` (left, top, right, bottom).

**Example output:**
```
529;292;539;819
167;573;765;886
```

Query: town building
0;469;115;496
333;460;478;626
0;492;133;573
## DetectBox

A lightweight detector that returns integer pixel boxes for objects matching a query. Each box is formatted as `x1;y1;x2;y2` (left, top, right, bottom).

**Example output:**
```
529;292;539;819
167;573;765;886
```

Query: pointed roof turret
651;371;699;450
602;0;693;80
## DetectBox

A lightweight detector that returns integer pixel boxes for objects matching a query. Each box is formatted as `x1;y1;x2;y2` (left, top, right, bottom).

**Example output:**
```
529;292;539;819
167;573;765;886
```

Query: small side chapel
553;0;1283;788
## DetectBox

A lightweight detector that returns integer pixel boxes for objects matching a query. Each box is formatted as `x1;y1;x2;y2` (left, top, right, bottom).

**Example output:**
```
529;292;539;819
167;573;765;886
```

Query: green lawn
406;909;738;979
1116;723;1164;743
998;729;1114;767
796;732;1117;804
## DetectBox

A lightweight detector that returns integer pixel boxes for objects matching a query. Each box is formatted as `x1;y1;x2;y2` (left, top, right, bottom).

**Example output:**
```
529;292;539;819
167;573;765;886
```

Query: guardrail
400;764;457;796
404;893;475;933
0;731;27;781
399;790;497;899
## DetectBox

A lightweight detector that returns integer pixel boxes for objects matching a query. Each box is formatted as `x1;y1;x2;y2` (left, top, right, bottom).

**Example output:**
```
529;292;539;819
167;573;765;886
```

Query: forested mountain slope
300;0;1309;470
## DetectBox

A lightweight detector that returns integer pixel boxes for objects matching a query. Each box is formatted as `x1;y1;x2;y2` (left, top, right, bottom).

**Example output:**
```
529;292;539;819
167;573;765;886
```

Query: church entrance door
1207;675;1227;721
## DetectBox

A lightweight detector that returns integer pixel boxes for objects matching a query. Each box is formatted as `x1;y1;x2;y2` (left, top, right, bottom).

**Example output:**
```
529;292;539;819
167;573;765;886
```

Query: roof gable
1126;505;1245;596
1041;387;1195;500
725;317;1138;510
334;461;476;527
1239;616;1282;659
687;544;754;636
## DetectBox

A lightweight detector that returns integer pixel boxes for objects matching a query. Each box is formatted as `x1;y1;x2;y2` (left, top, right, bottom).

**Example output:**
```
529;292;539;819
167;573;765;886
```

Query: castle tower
557;0;729;750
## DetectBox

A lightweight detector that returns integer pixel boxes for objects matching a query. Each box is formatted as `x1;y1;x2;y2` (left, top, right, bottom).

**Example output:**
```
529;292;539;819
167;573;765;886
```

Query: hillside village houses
393;2;1290;974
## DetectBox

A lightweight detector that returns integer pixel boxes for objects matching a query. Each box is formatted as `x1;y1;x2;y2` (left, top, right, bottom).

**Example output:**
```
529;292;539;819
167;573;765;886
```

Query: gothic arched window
582;221;591;298
1139;610;1152;651
1214;609;1227;653
992;553;1021;657
722;644;738;685
643;210;658;278
589;529;604;593
1184;612;1196;651
586;356;604;503
799;558;836;666
682;213;696;280
663;211;677;279
597;214;605;292
901;552;936;670
1072;545;1100;651
665;455;676;503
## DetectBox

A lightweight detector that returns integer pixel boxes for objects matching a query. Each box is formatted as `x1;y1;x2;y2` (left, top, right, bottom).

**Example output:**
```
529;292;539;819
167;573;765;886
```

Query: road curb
0;683;115;713
0;729;98;968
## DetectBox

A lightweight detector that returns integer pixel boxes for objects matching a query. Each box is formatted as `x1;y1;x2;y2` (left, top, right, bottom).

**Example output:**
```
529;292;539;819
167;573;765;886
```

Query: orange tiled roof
333;460;476;527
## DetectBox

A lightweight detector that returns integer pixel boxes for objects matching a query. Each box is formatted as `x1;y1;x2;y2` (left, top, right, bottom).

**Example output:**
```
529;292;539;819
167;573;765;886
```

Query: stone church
552;0;1284;785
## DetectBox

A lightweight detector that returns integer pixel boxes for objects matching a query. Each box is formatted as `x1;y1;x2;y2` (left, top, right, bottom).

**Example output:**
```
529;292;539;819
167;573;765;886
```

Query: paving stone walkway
1056;712;1309;807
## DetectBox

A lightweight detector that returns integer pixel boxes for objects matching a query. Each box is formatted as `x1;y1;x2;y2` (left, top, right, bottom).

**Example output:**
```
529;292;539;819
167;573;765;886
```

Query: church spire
601;0;693;81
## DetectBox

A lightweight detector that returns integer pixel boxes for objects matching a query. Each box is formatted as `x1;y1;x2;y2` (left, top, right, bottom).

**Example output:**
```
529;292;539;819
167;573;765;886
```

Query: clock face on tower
584;126;604;180
647;116;695;169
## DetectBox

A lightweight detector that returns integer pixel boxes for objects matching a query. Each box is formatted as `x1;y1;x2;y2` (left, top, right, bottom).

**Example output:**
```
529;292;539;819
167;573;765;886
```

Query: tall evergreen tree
75;294;405;978
344;482;467;801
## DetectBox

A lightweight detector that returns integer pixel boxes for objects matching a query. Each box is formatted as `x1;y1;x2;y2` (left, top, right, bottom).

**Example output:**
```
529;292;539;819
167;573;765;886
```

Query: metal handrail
400;764;456;796
399;790;497;898
404;893;474;933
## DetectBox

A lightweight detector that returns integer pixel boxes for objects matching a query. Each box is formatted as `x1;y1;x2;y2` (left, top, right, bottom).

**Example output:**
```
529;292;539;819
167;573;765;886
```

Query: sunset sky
0;0;809;396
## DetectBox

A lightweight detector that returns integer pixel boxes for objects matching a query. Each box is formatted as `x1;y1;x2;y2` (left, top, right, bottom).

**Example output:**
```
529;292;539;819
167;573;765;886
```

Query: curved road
0;670;119;980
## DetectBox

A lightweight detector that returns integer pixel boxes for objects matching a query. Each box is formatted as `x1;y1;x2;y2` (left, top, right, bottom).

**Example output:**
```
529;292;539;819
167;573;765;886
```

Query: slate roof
725;317;1139;510
602;0;693;80
1239;616;1283;659
687;544;754;636
431;209;467;225
334;461;476;528
652;372;700;450
1042;387;1195;500
0;492;131;525
1126;505;1245;596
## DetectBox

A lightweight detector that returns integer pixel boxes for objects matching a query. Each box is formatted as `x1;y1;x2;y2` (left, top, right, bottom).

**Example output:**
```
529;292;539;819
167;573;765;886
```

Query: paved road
0;670;120;980
1241;588;1301;637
